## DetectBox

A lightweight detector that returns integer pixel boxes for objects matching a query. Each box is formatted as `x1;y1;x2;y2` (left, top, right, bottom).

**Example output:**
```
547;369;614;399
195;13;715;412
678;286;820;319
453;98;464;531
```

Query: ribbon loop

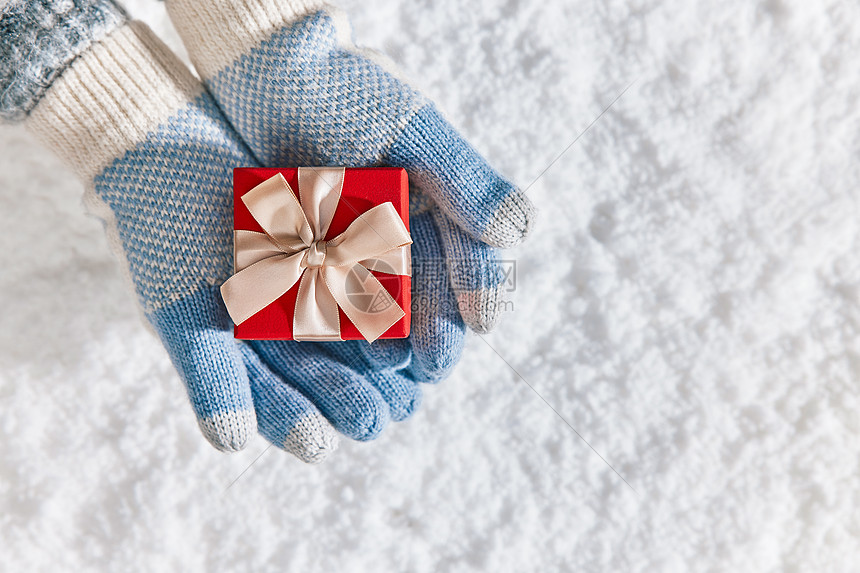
220;168;412;342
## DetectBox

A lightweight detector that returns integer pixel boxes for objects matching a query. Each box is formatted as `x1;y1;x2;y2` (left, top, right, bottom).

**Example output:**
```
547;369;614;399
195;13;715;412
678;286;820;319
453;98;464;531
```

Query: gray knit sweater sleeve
0;0;127;122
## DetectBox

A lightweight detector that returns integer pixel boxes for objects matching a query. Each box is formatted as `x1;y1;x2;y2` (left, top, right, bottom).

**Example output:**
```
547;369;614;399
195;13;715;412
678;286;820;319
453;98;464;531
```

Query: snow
2;0;859;571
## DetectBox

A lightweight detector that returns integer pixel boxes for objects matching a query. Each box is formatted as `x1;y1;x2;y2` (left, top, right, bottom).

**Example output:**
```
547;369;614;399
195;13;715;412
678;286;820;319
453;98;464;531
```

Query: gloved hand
2;0;535;460
164;0;535;383
0;0;448;461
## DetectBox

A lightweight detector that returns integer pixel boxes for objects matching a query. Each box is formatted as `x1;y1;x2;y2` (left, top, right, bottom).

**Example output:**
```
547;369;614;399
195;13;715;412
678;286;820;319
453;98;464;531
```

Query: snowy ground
2;0;859;571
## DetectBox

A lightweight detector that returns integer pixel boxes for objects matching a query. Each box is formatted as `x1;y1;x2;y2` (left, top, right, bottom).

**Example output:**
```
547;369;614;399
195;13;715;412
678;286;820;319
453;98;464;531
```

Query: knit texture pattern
325;342;422;422
405;206;468;381
4;0;859;568
6;7;452;455
185;5;475;381
197;7;534;249
168;1;527;339
12;17;344;459
165;0;324;80
431;206;509;334
0;0;126;122
386;104;536;248
207;9;426;169
244;204;467;439
93;90;240;312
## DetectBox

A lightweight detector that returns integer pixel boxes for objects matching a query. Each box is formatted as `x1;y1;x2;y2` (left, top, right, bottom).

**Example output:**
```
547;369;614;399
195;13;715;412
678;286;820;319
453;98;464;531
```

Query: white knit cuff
166;0;325;80
25;21;202;182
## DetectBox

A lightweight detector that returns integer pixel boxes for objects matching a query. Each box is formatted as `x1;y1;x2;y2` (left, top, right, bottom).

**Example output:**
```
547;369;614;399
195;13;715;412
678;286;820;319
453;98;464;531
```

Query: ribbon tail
293;268;343;341
220;252;305;325
323;265;405;343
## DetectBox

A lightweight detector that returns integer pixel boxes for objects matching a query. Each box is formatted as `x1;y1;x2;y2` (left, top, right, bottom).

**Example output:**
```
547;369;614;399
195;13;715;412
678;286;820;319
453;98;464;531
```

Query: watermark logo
409;258;518;314
443;259;517;293
345;259;399;314
343;258;519;315
500;260;517;292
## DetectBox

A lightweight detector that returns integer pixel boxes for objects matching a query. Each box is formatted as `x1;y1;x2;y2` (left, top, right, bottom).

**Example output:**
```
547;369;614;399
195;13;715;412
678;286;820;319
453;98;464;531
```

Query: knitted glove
0;0;431;459
165;0;535;385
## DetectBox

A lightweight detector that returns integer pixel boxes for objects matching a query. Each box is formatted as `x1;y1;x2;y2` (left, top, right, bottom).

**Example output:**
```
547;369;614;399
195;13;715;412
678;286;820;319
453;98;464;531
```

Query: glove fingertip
388;104;536;248
409;321;465;384
151;290;258;454
242;343;341;462
432;206;513;333
195;408;256;452
282;412;340;464
250;340;391;443
456;285;507;334
479;189;537;249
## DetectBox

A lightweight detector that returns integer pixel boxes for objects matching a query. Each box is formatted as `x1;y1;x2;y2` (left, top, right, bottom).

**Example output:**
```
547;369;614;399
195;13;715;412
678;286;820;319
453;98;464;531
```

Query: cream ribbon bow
220;168;412;342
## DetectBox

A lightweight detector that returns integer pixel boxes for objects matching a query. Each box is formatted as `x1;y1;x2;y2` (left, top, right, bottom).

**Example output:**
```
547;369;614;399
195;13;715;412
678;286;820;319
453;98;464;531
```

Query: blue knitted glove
1;1;429;459
166;0;535;385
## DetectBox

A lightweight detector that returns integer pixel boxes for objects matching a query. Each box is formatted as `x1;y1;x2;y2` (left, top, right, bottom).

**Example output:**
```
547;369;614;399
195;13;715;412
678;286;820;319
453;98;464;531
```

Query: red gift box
232;167;411;340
